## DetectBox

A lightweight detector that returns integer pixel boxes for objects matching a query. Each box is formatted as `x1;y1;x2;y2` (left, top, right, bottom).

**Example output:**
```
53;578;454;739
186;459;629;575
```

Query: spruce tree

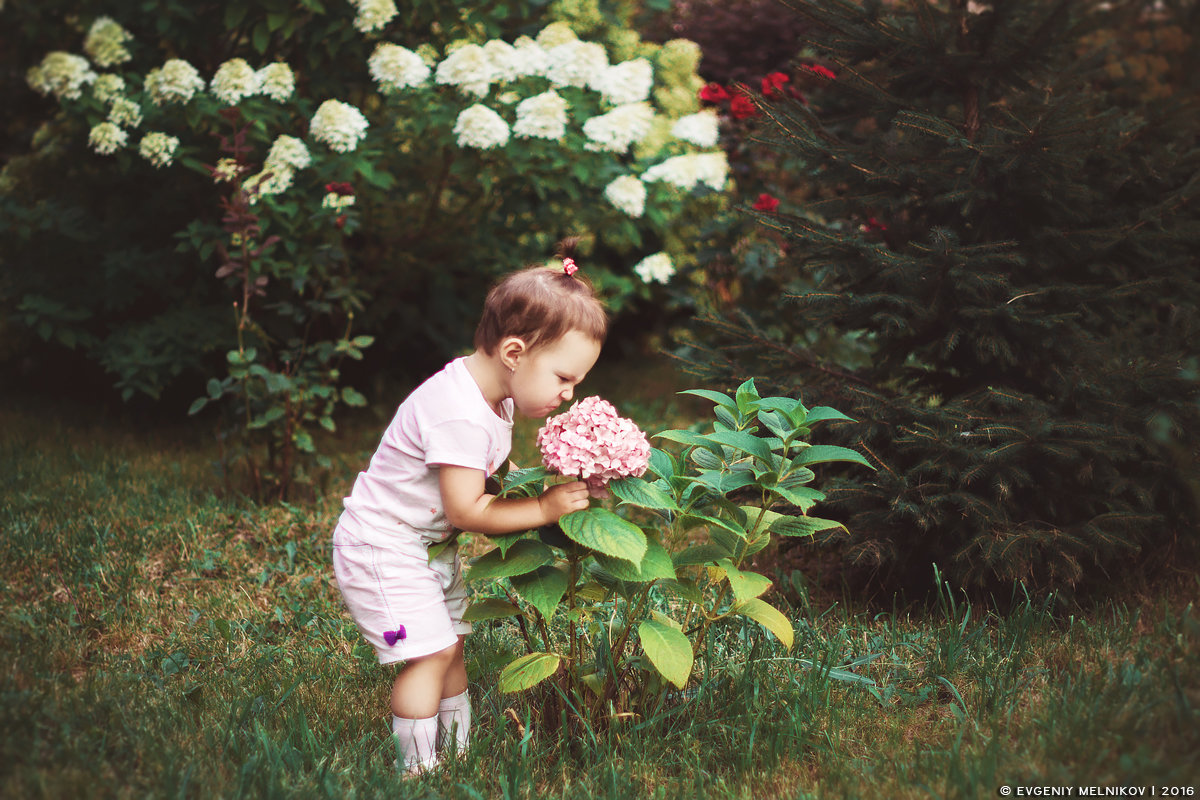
678;0;1200;592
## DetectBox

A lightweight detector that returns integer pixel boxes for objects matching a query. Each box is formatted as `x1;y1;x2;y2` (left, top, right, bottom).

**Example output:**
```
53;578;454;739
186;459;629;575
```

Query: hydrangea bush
464;380;872;723
11;2;732;495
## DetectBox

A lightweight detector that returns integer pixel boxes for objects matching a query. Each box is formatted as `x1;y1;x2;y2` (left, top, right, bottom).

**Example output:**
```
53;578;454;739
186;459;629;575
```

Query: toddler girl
332;247;607;774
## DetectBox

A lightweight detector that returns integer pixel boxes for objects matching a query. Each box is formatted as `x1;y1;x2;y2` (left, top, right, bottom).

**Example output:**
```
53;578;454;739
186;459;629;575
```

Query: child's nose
561;386;574;402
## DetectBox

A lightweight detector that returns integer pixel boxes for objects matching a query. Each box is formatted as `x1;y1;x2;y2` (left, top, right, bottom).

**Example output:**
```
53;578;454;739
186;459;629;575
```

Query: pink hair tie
562;257;578;276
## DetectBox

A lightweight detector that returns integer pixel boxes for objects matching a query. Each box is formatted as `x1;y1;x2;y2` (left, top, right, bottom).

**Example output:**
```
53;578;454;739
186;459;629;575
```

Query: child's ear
499;336;527;371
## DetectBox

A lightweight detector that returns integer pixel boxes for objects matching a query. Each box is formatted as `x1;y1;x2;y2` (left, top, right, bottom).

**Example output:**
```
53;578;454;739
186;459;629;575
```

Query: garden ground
1;358;1197;799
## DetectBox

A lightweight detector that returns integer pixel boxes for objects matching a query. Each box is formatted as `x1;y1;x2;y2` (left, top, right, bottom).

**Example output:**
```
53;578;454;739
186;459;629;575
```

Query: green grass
2;373;1197;799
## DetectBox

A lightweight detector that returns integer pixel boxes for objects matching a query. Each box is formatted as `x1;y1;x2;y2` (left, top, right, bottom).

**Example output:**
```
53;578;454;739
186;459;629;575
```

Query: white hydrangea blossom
322;192;356;211
265;135;311;171
83;17;133;68
27;52;97;101
642;152;730;191
509;37;550;79
582;102;654;153
138;132;179;168
535;22;578;49
310;99;369;153
482;40;522;83
545;40;609;89
88;122;127;155
369;43;430;92
92;74;126;103
513;90;569;141
256;63;295;102
212;158;241;183
351;0;398;33
633;252;675;284
145;59;205;105
594;58;654;105
671;111;720;148
210;58;261;106
603;175;647;218
108;96;143;128
435;43;496;98
244;167;294;201
453;104;510;150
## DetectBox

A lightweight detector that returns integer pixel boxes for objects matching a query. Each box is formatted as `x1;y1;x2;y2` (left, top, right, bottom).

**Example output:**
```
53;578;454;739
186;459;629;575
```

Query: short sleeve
423;419;492;472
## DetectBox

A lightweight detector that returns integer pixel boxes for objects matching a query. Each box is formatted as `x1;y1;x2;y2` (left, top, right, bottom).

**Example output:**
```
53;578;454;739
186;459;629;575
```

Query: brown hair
474;238;609;354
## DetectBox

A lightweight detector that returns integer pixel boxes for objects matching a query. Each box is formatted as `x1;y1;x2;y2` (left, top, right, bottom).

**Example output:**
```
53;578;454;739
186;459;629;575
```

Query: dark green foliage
676;0;1200;592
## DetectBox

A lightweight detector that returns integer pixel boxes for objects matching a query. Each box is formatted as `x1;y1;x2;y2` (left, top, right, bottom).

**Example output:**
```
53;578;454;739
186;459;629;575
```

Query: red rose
699;82;731;103
753;193;780;212
801;64;837;80
761;72;790;98
729;94;759;119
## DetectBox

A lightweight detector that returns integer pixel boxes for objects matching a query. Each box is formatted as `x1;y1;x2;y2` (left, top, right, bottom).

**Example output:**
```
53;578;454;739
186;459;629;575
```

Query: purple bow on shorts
383;626;407;646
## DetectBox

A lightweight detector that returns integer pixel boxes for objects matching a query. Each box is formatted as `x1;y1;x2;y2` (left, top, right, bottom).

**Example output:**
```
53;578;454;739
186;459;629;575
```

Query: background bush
674;0;1200;595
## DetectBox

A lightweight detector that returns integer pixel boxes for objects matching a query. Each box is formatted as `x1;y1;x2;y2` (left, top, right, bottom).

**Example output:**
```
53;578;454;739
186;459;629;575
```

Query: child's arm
439;465;590;536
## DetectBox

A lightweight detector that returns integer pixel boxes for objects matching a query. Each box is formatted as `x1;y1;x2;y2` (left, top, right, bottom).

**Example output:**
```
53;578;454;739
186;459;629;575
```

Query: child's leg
438;636;471;756
391;642;458;773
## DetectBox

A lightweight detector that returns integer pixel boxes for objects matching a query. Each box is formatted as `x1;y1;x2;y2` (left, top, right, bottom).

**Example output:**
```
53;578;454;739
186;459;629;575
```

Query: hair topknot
474;238;608;354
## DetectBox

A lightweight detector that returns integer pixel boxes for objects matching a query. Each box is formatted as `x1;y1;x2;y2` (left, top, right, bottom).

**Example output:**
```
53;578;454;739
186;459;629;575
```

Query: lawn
1;360;1197;799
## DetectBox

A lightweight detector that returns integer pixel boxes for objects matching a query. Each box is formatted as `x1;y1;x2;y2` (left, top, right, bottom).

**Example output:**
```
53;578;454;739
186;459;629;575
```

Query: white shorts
331;523;472;664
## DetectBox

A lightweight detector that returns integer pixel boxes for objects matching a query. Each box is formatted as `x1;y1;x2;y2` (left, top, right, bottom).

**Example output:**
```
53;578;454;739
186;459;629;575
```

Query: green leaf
293;429;314;453
595;536;675;582
638;619;694;689
511;565;569;620
792;445;875;470
735;379;760;414
672;543;729;567
206;378;223;399
679;388;736;409
559;508;647;564
499;466;550;496
690;470;757;495
769;516;846;537
733;598;794;650
498;652;561;693
655;429;721;452
462;598;522;622
706;430;774;463
341;387;367;406
647;448;675;480
681;513;747;539
466;539;553;581
188;397;208;416
609;476;679;511
252;20;270;53
661;578;703;603
802;406;856;425
771;484;825;512
716;559;773;601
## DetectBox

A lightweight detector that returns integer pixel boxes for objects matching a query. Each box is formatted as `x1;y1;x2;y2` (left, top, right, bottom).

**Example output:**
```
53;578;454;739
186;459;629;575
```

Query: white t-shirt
339;357;514;546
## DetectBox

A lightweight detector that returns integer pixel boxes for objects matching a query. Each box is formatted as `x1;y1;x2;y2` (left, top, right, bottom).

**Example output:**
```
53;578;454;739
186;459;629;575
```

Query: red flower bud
761;71;790;98
325;181;355;196
699;82;731;103
335;215;348;229
752;193;780;212
730;94;759;119
801;64;837;80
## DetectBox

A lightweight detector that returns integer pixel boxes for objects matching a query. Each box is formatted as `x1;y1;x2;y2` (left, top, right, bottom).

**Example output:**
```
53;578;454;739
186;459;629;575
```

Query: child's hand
538;481;591;522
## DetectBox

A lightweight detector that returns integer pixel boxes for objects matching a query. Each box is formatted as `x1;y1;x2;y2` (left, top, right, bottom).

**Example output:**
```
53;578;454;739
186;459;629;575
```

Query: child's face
510;329;602;418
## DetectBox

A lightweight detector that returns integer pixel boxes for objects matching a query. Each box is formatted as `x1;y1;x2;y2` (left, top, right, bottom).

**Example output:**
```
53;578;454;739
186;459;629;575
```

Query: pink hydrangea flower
537;396;651;497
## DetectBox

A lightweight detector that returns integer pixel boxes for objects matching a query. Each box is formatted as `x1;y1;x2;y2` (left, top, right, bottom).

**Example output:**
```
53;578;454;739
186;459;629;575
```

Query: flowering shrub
465;380;872;723
11;1;731;493
537;396;651;497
